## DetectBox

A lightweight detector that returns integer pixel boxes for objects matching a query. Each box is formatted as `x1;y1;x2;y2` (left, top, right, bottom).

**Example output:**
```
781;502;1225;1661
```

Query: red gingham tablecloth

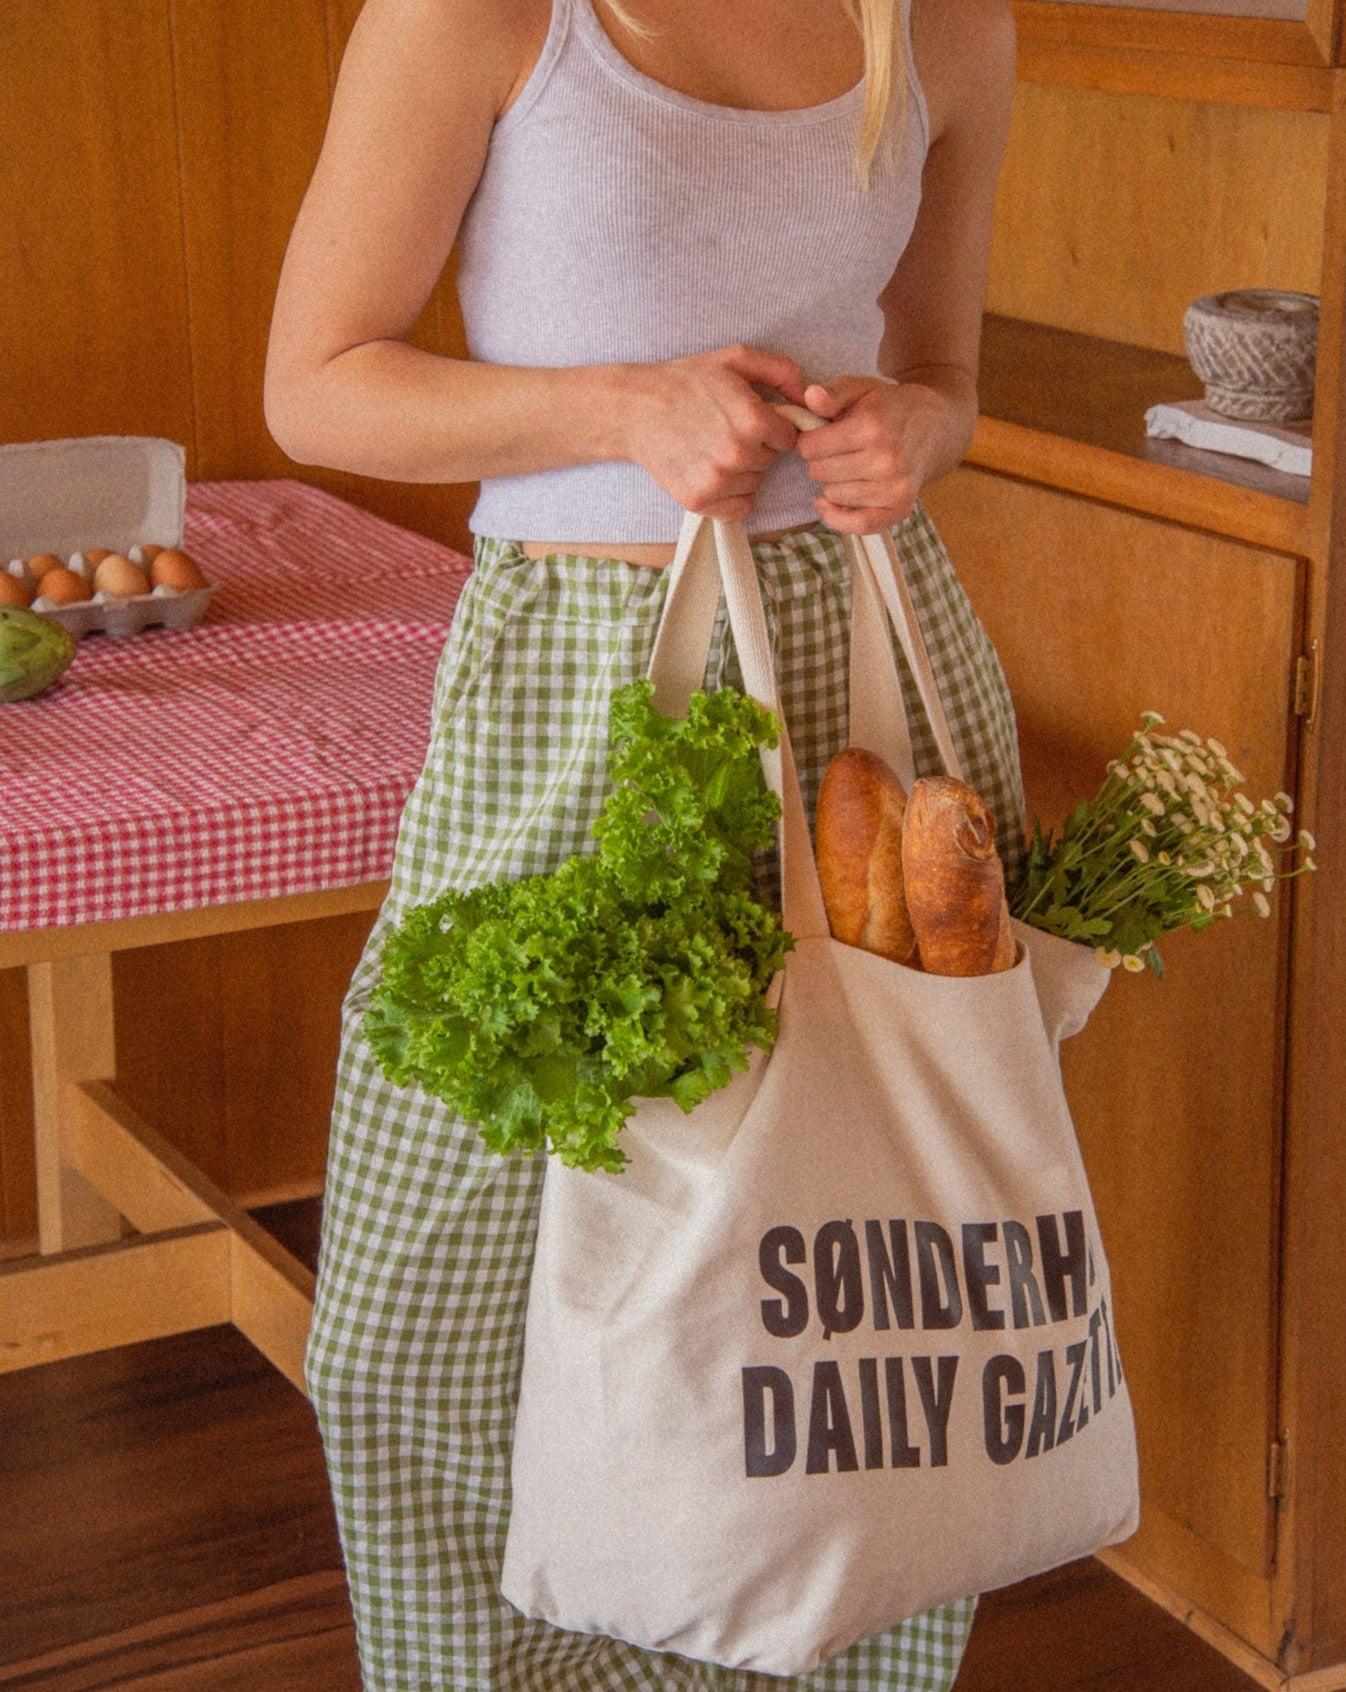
0;478;474;932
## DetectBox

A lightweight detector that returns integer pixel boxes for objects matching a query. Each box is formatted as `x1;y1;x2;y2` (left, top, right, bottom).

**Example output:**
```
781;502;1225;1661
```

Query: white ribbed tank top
455;0;930;542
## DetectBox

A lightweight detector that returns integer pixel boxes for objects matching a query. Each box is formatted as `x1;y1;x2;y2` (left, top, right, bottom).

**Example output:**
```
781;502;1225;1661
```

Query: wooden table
0;882;386;1390
0;476;473;1389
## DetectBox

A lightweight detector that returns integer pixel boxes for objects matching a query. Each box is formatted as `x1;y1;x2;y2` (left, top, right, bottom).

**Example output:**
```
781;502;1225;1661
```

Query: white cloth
1145;398;1312;477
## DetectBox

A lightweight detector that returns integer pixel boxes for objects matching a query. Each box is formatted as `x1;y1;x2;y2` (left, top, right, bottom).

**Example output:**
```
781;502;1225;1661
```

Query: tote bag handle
646;401;965;938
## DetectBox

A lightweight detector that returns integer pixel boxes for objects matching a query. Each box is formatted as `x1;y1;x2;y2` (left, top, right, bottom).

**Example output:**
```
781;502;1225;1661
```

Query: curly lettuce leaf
363;680;791;1172
593;679;783;900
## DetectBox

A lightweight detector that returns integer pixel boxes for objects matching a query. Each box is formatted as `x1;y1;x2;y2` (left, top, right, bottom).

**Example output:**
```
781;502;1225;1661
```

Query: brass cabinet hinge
1268;1438;1289;1502
1293;640;1321;727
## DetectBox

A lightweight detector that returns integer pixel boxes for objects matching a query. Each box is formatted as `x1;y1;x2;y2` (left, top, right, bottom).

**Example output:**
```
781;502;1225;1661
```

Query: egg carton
0;433;218;641
3;551;218;640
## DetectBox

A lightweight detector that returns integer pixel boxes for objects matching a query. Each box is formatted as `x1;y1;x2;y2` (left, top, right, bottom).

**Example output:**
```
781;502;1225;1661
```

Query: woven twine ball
1183;289;1319;423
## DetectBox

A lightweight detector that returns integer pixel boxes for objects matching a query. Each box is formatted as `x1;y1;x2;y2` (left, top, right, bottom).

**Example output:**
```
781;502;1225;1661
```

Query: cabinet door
922;468;1303;1656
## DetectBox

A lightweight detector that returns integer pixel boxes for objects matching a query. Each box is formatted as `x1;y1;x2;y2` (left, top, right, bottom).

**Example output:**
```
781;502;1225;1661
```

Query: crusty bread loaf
901;776;1016;976
815;748;918;966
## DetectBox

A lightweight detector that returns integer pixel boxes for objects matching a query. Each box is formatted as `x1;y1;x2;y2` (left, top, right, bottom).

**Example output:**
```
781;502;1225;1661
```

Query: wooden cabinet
928;7;1346;1682
924;471;1303;1659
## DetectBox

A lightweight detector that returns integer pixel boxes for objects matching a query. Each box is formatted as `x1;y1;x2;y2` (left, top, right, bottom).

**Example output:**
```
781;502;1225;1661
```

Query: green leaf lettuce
364;679;792;1173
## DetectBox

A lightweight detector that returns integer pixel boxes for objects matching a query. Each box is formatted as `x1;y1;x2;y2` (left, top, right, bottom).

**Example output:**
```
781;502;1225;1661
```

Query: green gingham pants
306;506;1029;1691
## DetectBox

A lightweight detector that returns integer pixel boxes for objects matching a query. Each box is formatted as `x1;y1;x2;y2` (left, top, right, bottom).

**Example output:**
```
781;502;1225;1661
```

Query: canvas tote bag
500;425;1141;1676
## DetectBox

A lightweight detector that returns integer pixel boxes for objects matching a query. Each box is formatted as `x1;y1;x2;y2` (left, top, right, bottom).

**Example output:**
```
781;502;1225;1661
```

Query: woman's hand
621;344;808;521
795;373;976;534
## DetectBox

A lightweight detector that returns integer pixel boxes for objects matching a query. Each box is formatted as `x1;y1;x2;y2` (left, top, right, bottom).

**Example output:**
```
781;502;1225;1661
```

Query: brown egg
38;567;93;605
149;548;206;591
0;573;33;608
83;548;114;566
139;542;164;562
93;554;150;597
26;553;64;581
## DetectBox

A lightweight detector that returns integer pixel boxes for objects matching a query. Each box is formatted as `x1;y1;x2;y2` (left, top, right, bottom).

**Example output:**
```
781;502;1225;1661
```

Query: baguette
815;748;918;966
902;776;1016;976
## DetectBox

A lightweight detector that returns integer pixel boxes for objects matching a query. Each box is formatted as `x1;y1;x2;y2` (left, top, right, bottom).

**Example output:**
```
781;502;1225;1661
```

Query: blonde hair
596;0;908;191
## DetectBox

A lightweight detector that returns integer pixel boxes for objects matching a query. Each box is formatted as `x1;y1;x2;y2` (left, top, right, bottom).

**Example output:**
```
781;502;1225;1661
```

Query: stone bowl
1183;289;1318;423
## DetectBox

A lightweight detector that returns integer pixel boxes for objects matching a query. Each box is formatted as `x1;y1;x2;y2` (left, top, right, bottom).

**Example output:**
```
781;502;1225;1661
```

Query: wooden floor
0;1199;1261;1691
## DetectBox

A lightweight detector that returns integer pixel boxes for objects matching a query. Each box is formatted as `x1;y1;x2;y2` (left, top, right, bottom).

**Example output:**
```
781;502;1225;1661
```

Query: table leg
27;953;128;1253
2;897;365;1383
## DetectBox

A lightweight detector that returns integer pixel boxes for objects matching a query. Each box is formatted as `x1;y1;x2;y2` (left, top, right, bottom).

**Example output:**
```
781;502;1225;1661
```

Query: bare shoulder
494;0;557;121
269;0;549;386
338;0;545;123
910;0;1016;147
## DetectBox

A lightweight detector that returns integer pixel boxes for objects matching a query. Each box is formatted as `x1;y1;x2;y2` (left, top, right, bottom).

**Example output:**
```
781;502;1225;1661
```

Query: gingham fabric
0;478;471;933
306;505;1029;1692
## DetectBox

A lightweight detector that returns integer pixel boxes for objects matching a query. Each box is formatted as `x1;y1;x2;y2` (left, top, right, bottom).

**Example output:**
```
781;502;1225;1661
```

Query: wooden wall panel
112;938;230;1190
1273;64;1346;1675
0;0;486;1249
168;0;334;482
315;0;474;546
989;80;1328;354
166;0;474;547
922;467;1300;1652
0;0;196;451
0;0;475;545
215;912;373;1196
110;911;374;1206
0;971;36;1248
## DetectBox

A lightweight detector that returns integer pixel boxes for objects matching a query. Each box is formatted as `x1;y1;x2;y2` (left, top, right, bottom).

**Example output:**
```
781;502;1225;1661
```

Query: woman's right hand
620;344;810;520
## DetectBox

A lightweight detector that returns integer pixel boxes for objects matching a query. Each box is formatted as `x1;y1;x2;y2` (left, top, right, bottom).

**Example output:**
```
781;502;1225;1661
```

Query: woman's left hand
794;373;970;535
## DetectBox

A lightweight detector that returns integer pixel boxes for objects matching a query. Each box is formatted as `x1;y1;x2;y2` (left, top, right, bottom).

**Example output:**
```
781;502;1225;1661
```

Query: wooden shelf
968;314;1311;553
1012;1;1341;110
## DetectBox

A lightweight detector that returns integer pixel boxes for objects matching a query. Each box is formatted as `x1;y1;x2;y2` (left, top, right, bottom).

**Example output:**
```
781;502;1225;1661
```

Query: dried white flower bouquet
1008;711;1318;978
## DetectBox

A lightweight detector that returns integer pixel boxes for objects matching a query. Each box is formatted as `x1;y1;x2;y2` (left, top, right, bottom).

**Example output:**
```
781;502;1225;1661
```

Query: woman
265;0;1024;1685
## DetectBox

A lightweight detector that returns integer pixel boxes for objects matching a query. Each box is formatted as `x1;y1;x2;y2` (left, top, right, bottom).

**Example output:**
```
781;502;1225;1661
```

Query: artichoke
0;606;77;703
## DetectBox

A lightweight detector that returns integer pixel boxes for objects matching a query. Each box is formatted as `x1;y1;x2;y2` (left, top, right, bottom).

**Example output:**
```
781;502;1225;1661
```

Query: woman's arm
263;0;619;481
874;0;1018;470
264;0;805;516
795;0;1017;531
